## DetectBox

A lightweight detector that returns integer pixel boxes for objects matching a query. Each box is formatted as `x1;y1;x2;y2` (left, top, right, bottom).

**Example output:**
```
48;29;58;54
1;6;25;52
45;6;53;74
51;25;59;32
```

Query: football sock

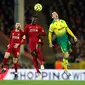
14;63;18;72
33;56;40;73
62;57;68;70
36;48;43;65
3;58;8;68
63;57;68;62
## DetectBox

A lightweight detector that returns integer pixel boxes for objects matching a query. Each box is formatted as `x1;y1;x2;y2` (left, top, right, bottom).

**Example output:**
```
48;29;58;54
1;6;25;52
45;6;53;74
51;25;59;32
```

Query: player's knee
13;58;18;63
31;51;37;56
4;52;10;58
64;52;69;58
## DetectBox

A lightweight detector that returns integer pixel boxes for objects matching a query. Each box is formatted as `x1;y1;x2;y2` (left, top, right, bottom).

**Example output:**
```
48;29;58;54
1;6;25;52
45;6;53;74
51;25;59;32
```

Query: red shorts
6;46;20;58
28;41;38;52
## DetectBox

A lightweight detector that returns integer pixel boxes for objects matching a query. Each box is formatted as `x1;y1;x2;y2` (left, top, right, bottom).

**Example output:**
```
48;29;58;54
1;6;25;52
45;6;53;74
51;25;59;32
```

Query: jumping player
24;15;46;78
48;11;78;72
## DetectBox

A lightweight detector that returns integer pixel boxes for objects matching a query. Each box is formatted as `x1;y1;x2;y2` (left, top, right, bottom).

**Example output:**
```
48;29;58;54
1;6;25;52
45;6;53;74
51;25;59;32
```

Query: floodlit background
0;0;85;80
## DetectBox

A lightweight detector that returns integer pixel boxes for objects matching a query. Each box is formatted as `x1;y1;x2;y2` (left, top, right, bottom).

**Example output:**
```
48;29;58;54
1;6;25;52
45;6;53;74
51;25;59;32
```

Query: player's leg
31;50;40;73
4;52;10;68
0;52;10;74
13;48;20;80
60;42;69;71
29;42;42;79
29;42;41;72
31;50;42;80
63;52;71;77
63;52;69;71
36;44;44;69
13;57;18;79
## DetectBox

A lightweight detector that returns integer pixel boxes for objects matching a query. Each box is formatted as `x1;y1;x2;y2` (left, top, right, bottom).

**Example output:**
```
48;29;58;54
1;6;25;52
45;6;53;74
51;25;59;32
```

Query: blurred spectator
0;52;4;62
43;0;85;63
55;57;63;69
0;0;14;36
25;5;32;24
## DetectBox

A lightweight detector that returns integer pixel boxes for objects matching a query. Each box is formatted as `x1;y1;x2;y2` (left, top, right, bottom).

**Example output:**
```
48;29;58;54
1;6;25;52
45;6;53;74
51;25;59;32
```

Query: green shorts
59;41;71;53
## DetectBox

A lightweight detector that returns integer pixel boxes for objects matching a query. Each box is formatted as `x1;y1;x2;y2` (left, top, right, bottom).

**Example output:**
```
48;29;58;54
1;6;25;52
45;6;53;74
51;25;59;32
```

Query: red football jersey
9;29;24;46
24;24;46;43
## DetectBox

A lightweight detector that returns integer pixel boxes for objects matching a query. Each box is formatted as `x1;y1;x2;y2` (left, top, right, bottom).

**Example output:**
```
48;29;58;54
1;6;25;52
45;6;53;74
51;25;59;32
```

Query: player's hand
38;39;42;43
7;44;10;48
74;36;78;42
14;44;19;48
49;43;53;47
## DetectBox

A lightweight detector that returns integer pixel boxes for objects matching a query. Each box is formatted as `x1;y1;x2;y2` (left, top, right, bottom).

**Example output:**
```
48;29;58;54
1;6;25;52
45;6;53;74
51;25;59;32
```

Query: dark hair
50;10;59;16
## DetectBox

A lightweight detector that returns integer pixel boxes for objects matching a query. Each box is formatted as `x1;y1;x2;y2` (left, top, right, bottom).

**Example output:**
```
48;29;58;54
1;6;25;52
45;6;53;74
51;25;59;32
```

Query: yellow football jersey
48;19;75;44
49;19;68;36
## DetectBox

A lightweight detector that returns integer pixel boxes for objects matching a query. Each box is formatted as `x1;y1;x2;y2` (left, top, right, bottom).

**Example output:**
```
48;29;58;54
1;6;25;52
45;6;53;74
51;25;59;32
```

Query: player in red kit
0;23;26;80
24;16;46;79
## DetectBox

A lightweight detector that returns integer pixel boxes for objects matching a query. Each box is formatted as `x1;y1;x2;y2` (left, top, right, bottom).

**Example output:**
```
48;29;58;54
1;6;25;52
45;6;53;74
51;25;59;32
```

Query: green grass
0;80;85;85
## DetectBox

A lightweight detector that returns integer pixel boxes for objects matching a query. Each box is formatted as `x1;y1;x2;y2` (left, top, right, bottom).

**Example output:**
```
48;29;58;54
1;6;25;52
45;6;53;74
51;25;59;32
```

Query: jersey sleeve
19;29;26;45
62;20;75;37
20;35;26;44
39;25;46;36
48;24;54;44
49;24;54;33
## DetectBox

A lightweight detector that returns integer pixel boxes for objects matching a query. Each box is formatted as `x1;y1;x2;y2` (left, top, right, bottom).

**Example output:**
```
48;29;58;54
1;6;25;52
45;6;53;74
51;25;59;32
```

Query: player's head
51;11;59;20
31;15;38;24
15;23;21;30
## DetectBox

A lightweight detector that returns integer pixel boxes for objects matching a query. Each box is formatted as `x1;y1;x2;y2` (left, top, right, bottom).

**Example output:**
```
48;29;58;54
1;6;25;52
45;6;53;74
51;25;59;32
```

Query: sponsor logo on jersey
29;29;38;32
12;36;20;39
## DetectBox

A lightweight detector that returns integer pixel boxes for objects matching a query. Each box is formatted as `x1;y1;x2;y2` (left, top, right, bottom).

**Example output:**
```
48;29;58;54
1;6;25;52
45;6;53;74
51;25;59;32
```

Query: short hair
50;10;59;16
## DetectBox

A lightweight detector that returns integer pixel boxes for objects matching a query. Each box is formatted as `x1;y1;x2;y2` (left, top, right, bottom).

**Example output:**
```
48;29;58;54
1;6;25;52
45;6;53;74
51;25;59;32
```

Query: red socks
33;56;40;73
36;48;43;65
14;63;18;72
3;58;8;68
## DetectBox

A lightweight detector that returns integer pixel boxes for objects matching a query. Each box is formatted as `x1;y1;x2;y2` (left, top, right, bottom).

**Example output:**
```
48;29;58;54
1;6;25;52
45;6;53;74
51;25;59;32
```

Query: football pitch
0;80;85;85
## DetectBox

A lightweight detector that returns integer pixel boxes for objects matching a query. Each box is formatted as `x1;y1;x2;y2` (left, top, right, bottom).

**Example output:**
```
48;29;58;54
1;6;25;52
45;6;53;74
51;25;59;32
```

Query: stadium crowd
0;0;14;36
43;0;85;62
0;0;85;69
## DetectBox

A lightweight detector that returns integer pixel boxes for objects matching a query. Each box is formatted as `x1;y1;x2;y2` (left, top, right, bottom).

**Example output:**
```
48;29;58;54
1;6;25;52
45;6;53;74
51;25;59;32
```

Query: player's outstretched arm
66;28;78;42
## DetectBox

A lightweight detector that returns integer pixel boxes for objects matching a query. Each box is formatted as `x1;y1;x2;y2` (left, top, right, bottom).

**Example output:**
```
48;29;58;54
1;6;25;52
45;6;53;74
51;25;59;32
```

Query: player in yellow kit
48;11;78;71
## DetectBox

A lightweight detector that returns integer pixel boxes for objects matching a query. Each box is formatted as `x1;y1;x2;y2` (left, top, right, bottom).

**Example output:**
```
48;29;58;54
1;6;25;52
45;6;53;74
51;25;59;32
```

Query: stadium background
0;0;85;81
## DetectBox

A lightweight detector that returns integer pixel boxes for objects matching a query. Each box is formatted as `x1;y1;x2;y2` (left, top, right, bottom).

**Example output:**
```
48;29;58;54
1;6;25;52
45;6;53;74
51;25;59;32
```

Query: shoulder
50;20;56;24
60;19;66;23
24;24;31;30
50;20;57;27
49;21;55;28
